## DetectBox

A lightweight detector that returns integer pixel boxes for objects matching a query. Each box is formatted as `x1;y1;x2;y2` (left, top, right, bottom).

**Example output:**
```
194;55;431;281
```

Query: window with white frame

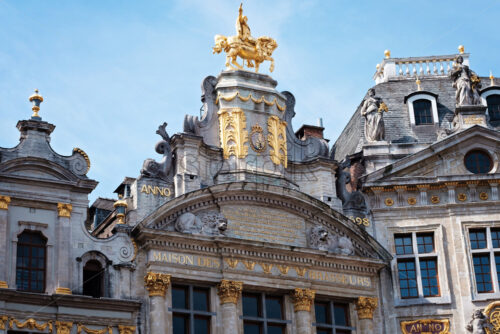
486;95;500;121
394;232;440;298
404;92;438;127
468;228;500;294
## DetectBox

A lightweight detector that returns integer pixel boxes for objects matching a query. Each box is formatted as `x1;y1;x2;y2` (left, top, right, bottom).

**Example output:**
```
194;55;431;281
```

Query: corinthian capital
0;196;11;210
217;280;243;304
291;288;315;312
356;296;378;319
144;272;171;297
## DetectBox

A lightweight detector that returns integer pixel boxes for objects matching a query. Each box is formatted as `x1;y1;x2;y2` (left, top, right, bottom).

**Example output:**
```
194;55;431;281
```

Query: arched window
413;99;433;125
487;95;500;121
83;260;105;298
16;231;46;292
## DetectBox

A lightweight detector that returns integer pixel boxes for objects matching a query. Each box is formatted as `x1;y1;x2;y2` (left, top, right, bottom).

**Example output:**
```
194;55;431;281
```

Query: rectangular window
473;254;493;293
313;301;353;334
419;258;439;297
171;285;213;334
395;234;413;255
491;228;500;248
470;229;487;249
417;233;434;253
468;227;500;295
397;259;418;298
242;293;288;333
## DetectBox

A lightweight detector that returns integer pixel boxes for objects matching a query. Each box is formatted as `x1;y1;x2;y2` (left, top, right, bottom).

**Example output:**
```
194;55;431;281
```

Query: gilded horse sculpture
213;4;278;73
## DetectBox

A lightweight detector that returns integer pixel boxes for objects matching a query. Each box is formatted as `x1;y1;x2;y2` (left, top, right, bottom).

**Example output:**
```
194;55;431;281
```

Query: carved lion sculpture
175;212;203;234
309;225;355;255
175;212;228;236
309;226;330;251
200;212;228;236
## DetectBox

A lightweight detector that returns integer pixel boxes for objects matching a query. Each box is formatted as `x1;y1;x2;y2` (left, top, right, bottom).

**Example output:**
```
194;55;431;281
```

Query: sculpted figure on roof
451;55;482;106
360;88;387;142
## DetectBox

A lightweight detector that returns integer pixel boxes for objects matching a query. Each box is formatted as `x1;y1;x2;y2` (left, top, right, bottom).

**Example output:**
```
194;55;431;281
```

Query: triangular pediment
364;126;500;184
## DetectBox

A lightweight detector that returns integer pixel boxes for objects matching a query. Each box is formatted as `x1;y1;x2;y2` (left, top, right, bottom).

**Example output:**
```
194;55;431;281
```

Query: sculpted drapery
451;56;482;106
361;88;386;142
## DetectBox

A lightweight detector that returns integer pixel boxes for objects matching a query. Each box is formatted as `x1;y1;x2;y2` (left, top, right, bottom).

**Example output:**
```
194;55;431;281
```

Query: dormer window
413;99;433;125
486;95;500;121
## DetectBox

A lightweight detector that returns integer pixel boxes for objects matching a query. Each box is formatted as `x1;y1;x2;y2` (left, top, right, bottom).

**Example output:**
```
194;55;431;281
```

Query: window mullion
189;285;194;334
412;233;424;298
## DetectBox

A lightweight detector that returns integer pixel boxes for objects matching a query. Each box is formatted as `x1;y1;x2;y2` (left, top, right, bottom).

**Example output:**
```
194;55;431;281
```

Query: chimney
295;118;324;140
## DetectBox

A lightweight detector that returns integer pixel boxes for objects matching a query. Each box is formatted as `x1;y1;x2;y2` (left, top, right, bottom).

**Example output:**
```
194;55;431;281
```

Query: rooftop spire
28;89;44;120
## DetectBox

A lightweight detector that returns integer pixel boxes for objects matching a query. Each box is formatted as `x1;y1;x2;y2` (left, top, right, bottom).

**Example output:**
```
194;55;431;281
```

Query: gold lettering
141;184;148;193
158;187;166;196
153;252;161;261
164;188;172;197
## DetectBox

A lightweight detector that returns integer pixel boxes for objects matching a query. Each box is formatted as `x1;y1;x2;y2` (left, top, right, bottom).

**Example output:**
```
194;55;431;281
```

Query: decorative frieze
77;323;112;334
0;195;11;210
217;280;243;304
291;288;315;312
356;297;378;320
57;203;72;218
55;321;73;334
9;318;53;332
144;272;171;297
0;316;8;330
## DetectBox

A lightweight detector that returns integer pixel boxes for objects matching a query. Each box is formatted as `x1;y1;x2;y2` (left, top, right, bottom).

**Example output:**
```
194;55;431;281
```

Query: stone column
144;272;171;334
217;280;243;334
291;288;315;334
54;203;72;294
0;196;11;289
356;297;378;334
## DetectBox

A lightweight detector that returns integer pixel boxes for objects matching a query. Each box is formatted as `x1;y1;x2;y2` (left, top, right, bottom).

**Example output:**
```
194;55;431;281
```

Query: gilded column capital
291;288;315;312
356;297;378;320
144;272;171;297
0;195;11;210
118;325;136;334
55;321;73;334
57;203;72;218
217;280;243;304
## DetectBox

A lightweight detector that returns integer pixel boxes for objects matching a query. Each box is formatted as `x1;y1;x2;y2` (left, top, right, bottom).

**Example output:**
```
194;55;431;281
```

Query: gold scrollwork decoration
9;318;53;332
144;272;171;297
400;319;450;334
117;325;136;334
485;301;500;334
277;265;290;275
218;108;249;159
216;91;286;111
73;147;91;173
77;323;112;334
260;263;273;274
242;260;256;270
479;192;489;200
225;258;239;269
217;280;243;305
57;203;73;218
356;297;378;320
267;116;287;167
0;316;8;330
55;321;73;334
430;195;440;204
295;267;307;277
0;195;11;210
407;197;417;205
291;288;315;312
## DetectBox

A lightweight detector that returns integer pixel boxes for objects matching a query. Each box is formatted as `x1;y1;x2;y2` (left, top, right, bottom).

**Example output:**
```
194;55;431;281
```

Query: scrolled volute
217;280;243;304
291;288;315;312
144;272;171;297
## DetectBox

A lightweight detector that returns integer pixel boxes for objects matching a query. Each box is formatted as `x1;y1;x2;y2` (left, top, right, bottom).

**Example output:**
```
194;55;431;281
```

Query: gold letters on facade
218;108;249;159
144;272;171;297
117;325;136;334
267;115;287;167
485;301;500;334
400;319;450;334
77;323;113;334
0;195;11;210
9;318;53;332
57;203;72;218
217;280;243;304
55;321;73;334
356;297;378;320
291;288;315;312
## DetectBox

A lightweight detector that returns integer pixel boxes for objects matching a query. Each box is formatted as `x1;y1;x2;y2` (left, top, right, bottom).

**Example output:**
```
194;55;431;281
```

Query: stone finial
0;196;11;210
416;77;422;91
57;203;72;218
217;280;243;304
55;321;73;334
458;45;465;54
114;195;128;224
291;288;315;312
384;50;391;59
118;325;137;334
491;71;495;86
144;272;171;297
356;296;378;319
28;89;44;120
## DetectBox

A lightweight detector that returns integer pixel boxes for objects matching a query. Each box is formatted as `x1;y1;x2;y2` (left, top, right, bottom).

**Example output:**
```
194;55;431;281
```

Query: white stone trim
407;93;438;126
481;88;500;119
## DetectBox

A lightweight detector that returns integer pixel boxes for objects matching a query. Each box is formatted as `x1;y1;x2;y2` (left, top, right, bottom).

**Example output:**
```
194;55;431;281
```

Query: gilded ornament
0;316;8;330
217;280;243;304
144;272;171;297
458;45;465;54
430;195;440;204
277;265;290;275
457;193;467;202
242;260;256;270
218;108;249;159
0;281;7;288
378;102;389;113
407;197;417;205
55;321;73;334
216;91;286;111
291;288;315;312
77;324;112;334
400;319;450;334
213;4;278;73
73;148;91;173
295;267;307;277
55;287;72;295
225;258;239;269
484;300;500;334
384;49;391;58
384;198;394;207
260;263;273;274
9;318;53;332
479;192;489;200
0;195;11;210
29;89;44;118
267;116;288;167
57;203;72;218
356;297;378;320
250;123;267;153
131;239;138;262
117;325;136;334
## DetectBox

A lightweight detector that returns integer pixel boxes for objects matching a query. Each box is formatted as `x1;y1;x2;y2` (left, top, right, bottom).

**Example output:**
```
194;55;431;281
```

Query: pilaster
291;288;315;334
0;196;10;289
217;280;243;334
356;297;378;334
144;272;171;334
54;202;72;295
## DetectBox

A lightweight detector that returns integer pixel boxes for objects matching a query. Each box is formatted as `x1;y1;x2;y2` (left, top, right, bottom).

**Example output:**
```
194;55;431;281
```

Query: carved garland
267;115;287;167
9;318;53;332
291;288;315;312
218;108;249;159
118;325;136;334
216;91;286;111
144;272;171;297
55;321;73;334
217;280;243;304
77;323;112;334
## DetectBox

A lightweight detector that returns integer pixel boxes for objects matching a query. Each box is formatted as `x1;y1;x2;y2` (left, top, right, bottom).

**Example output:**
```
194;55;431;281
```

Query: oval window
464;150;493;174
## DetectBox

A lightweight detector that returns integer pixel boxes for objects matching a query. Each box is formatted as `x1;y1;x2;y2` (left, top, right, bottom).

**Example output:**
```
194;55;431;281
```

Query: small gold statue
213;4;278;73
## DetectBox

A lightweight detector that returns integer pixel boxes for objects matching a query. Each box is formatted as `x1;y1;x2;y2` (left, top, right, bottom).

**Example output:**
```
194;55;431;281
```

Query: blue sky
1;0;499;203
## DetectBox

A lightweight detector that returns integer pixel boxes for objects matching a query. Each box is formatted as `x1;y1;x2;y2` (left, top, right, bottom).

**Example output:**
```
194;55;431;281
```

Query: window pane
413;99;433;125
473;254;493;293
492;229;500;248
316;329;330;334
394;234;413;255
496;253;500;287
417;233;434;253
243;323;261;334
266;325;285;334
172;286;188;309
420;258;440;297
334;303;349;326
193;288;209;311
487;95;500;121
173;314;189;334
194;316;210;334
16;231;46;293
314;302;329;324
470;229;487;249
265;296;283;319
243;294;260;317
398;260;418;298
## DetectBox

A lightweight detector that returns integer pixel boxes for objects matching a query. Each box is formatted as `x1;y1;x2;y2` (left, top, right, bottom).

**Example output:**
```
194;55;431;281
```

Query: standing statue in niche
140;122;173;182
451;56;482;106
360;88;387;142
466;310;491;334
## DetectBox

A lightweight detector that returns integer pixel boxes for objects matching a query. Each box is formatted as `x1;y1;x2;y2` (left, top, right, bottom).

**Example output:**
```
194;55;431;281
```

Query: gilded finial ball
384;50;391;59
376;64;380;69
490;71;494;80
458;45;465;54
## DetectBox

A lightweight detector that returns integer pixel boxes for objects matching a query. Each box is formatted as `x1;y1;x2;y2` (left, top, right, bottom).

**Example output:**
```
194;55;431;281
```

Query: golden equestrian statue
213;4;278;73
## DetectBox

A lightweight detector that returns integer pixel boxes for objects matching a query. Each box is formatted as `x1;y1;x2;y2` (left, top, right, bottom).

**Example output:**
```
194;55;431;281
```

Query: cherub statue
466;309;491;334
